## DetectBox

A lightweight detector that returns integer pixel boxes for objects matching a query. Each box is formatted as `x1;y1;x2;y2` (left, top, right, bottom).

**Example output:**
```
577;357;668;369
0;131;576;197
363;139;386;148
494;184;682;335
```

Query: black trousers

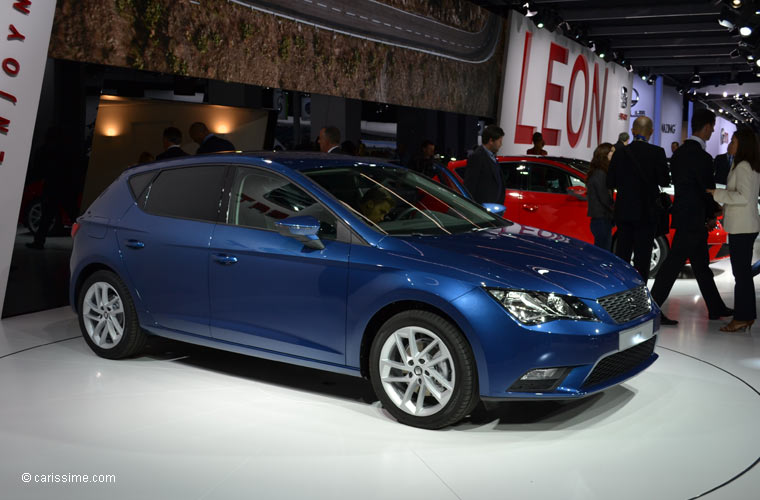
651;227;727;314
729;232;758;321
614;221;654;280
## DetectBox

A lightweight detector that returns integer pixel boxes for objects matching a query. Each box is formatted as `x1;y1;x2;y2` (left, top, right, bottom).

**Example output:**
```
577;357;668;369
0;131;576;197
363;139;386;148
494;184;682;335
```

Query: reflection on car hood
389;223;643;299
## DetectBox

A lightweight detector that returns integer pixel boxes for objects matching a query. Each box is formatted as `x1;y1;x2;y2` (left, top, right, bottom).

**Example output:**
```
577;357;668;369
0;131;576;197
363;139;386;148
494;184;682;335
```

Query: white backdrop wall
498;13;633;158
706;115;736;158
629;77;656;129
0;2;57;316
659;85;683;155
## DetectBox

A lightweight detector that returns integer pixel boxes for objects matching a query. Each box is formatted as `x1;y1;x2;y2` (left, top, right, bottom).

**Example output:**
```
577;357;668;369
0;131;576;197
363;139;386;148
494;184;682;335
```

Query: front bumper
453;288;660;399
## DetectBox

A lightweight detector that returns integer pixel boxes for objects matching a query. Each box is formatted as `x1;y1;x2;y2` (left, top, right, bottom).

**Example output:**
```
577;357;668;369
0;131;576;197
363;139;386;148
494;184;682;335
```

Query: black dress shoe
709;308;734;320
660;313;678;326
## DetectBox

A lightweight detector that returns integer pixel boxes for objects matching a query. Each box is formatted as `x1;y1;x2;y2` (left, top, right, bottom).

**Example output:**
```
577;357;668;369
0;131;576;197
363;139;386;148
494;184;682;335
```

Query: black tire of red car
369;310;479;429
25;198;59;236
78;270;146;360
650;236;669;277
611;235;669;278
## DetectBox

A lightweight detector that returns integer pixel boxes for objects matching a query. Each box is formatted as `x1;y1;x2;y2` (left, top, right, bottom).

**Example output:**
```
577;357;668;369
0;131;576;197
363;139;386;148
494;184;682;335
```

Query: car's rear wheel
611;235;670;277
369;310;478;429
78;270;145;359
650;235;669;277
25;199;58;235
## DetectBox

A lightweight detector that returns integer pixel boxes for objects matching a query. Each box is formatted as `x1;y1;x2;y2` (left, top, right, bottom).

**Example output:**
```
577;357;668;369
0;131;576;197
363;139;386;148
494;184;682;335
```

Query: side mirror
275;216;325;250
482;203;507;216
566;186;587;200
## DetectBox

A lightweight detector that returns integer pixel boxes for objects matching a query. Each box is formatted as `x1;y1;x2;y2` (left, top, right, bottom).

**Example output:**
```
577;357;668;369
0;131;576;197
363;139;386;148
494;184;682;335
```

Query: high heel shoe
720;320;754;332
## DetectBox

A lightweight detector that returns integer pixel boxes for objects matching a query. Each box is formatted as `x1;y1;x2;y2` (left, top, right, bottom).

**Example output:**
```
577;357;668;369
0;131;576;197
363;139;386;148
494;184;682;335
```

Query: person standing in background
713;149;732;185
156;127;188;160
606;116;670;281
708;128;760;332
526;132;547;156
189;122;235;154
586;143;615;251
464;125;505;204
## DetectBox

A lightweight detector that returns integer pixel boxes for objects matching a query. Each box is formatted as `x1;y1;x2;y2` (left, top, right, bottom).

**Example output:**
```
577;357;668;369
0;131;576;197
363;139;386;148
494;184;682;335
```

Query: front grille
597;285;652;324
581;337;656;389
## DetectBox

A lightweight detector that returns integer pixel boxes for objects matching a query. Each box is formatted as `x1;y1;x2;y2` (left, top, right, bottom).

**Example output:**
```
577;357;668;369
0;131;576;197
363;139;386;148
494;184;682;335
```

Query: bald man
607;116;670;281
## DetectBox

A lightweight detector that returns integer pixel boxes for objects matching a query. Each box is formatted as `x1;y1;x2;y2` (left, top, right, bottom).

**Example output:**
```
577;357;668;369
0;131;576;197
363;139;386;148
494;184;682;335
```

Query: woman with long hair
586;142;615;250
708;128;760;332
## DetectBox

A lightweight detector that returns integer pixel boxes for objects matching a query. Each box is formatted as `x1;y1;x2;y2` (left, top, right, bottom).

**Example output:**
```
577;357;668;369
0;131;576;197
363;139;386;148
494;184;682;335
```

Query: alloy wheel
378;326;456;417
81;282;125;349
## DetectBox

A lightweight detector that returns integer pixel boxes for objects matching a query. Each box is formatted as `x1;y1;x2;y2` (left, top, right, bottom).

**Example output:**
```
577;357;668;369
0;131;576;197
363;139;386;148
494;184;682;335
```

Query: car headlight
486;288;598;325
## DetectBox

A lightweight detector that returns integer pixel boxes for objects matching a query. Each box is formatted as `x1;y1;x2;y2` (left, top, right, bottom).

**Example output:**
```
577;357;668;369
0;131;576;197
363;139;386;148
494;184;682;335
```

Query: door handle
212;253;238;265
125;239;145;249
522;204;538;212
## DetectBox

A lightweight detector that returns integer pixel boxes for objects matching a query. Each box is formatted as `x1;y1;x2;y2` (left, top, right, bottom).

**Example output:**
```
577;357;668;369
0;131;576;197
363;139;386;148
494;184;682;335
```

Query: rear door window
142;166;225;222
500;162;530;190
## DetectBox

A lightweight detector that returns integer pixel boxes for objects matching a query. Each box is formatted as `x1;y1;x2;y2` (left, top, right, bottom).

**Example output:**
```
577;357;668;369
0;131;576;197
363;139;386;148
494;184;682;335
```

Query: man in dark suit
189;122;235;154
464;125;505;204
318;126;345;154
155;127;188;160
607;116;670;281
650;109;732;325
713;151;732;185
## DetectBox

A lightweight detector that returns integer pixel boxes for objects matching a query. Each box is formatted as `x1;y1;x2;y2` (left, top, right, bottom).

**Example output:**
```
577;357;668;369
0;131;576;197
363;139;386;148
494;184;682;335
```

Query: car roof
126;151;398;174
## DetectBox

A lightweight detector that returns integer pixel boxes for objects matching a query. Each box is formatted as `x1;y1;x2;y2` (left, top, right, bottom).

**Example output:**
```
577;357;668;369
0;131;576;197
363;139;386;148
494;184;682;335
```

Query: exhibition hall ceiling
473;0;760;123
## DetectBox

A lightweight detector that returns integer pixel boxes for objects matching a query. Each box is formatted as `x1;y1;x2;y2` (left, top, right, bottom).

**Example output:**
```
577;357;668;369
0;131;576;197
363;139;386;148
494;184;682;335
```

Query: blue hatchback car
70;152;659;429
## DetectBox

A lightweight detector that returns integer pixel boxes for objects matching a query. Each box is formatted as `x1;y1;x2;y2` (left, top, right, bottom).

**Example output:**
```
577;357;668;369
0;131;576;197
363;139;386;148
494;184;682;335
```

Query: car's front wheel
78;270;145;359
369;310;478;429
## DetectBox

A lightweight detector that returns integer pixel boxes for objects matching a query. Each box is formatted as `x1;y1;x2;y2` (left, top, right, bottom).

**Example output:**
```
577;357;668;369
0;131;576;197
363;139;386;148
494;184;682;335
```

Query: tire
369;310;478;429
611;235;670;278
78;270;145;359
25;199;58;236
649;236;669;277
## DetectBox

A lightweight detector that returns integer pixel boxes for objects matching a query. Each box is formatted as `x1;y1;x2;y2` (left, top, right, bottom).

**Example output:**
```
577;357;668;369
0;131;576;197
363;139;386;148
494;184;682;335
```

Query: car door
515;162;591;241
208;166;349;364
498;161;530;223
116;165;226;336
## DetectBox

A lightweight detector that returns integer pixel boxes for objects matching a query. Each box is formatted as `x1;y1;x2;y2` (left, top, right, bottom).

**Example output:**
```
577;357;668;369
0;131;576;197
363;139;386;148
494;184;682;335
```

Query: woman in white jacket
708;128;760;332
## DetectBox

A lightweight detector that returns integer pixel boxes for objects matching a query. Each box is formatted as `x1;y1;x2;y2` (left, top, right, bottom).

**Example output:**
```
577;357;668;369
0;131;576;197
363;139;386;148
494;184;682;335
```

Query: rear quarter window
142;166;225;222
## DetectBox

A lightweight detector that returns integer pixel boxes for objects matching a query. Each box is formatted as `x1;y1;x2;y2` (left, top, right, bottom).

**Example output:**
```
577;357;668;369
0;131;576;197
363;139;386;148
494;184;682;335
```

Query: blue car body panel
70;152;659;400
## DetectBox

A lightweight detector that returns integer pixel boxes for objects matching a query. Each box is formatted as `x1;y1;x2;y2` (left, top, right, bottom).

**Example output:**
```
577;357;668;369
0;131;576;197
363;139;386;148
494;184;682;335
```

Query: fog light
508;367;571;392
521;368;562;380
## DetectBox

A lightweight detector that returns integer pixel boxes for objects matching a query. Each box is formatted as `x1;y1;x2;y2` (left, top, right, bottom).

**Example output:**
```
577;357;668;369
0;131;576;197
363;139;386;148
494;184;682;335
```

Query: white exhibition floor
1;256;759;500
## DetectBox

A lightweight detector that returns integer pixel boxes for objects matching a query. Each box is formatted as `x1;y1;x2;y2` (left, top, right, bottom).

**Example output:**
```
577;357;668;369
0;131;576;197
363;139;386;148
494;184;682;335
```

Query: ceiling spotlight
733;0;742;7
749;54;755;61
523;2;538;18
719;6;737;30
724;91;729;97
588;40;596;52
740;26;753;37
647;75;656;85
626;63;634;73
537;20;545;29
719;108;724;113
639;70;648;81
599;50;606;59
746;92;750;97
705;92;710;96
690;69;702;85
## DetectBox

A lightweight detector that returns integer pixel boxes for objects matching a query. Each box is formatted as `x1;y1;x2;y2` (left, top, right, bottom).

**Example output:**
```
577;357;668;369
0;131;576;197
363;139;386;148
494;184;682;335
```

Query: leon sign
0;0;57;316
498;13;633;158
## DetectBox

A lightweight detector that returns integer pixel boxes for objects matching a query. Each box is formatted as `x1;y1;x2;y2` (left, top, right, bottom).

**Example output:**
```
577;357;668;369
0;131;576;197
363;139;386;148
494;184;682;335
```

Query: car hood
384;223;643;299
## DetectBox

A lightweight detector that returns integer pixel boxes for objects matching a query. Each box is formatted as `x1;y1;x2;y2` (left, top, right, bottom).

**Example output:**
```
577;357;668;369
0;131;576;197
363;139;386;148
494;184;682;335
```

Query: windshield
304;164;511;235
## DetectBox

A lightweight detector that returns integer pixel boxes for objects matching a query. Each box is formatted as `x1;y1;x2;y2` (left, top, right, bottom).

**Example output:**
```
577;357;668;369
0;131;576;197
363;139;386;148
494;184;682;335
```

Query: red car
446;156;729;276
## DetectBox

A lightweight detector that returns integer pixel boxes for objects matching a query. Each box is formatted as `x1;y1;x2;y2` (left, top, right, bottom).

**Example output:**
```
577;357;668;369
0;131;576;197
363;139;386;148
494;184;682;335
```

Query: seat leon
70;152;660;429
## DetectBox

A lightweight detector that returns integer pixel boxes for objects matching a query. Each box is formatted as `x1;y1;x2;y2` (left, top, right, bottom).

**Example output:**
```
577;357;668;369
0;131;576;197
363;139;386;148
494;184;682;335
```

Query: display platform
0;254;758;500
